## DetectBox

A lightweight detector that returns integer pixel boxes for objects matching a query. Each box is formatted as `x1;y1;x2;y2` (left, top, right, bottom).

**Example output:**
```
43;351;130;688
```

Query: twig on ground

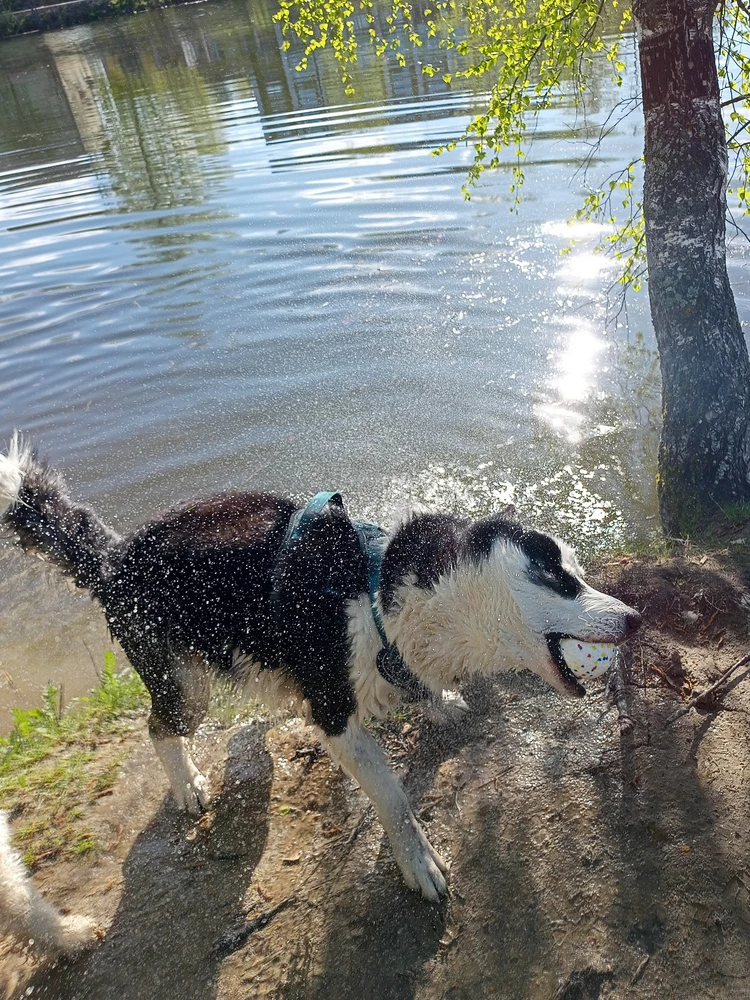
607;650;635;733
475;765;514;791
630;953;650;986
214;896;298;957
666;650;750;724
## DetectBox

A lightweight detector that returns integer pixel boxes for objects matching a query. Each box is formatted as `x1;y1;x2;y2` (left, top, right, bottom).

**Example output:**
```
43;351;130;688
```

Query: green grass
1;651;146;773
716;500;750;531
0;653;269;867
0;652;148;867
610;533;669;559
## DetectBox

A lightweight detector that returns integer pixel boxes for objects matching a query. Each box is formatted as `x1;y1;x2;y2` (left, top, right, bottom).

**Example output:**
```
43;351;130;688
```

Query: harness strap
273;492;429;701
353;519;430;704
351;521;388;646
281;491;344;550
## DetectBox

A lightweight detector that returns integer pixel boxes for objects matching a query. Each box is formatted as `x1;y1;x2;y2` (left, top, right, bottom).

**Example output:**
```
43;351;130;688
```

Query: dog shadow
15;726;272;1000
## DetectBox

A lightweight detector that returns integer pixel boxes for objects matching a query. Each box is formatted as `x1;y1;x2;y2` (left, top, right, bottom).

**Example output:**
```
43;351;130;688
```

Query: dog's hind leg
322;722;448;902
150;723;212;816
128;646;212;816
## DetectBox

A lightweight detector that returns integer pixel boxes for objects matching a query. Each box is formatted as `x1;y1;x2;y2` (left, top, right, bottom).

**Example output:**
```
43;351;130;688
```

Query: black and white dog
0;436;640;902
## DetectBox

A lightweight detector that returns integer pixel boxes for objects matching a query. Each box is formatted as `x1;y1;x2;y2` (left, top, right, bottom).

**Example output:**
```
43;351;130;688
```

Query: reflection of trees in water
15;0;635;217
34;0;489;215
94;46;227;212
0;35;85;179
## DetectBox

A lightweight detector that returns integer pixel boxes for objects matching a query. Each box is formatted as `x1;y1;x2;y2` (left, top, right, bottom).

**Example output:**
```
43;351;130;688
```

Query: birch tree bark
633;0;750;535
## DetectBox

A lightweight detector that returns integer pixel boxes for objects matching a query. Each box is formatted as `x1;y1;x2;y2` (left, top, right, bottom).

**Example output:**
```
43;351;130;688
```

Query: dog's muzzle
546;611;642;698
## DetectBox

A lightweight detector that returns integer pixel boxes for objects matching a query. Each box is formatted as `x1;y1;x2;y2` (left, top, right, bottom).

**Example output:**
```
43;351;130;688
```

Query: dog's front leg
151;732;211;815
323;722;447;902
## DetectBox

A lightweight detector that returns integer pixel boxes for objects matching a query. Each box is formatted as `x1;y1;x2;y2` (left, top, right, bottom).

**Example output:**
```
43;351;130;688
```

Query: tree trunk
633;0;750;536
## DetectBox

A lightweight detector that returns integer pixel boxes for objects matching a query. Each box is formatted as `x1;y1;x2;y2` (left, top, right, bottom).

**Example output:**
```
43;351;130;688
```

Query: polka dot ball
559;639;616;680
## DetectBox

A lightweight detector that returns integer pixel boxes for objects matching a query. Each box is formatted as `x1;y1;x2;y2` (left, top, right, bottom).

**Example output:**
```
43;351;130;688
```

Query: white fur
151;736;211;816
382;537;634;698
0;432;32;516
323;723;447;902
346;597;403;722
0;811;97;956
233;652;309;721
346;598;468;724
557;538;585;577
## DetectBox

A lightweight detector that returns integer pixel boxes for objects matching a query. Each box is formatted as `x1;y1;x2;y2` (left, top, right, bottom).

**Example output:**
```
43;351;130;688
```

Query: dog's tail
0;811;98;956
0;433;120;594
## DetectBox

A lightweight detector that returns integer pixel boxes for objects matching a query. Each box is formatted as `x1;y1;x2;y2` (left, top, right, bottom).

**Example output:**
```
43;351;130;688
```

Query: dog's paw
49;914;100;957
173;770;211;815
391;823;448;903
423;689;470;726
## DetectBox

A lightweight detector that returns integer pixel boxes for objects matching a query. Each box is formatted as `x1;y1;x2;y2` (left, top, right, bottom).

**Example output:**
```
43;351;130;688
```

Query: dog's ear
463;511;523;562
380;514;464;607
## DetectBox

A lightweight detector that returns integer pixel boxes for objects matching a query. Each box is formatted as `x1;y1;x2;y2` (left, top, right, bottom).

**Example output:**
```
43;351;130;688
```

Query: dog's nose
624;611;642;636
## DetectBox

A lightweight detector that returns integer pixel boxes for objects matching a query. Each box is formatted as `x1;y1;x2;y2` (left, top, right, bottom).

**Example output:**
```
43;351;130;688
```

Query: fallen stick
630;953;650;987
214;896;298;957
666;650;750;724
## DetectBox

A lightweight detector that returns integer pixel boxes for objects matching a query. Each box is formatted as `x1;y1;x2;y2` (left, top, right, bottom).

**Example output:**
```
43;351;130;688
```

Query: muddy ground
4;550;750;1000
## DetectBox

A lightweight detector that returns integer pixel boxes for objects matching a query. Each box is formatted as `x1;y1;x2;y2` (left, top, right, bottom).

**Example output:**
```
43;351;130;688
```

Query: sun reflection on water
553;325;606;402
373;459;630;558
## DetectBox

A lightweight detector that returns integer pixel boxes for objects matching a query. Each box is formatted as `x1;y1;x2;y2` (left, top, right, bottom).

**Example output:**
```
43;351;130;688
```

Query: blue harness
274;491;429;701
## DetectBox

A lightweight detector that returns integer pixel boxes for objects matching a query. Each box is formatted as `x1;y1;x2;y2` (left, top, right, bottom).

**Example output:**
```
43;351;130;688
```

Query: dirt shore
3;548;750;1000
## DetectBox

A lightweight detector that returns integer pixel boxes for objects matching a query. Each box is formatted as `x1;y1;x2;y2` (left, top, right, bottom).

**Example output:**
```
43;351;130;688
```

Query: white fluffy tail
0;432;32;516
0;812;98;957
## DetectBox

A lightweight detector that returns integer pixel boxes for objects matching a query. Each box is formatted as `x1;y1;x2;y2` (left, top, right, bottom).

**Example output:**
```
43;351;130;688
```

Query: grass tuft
0;652;148;868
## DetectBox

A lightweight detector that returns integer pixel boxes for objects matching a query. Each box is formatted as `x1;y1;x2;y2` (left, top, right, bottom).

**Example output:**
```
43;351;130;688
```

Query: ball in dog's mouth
545;634;616;697
559;638;615;680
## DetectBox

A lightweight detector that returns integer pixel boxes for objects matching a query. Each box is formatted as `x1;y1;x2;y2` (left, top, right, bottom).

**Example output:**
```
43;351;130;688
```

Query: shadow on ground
17;727;272;1000
11;550;750;999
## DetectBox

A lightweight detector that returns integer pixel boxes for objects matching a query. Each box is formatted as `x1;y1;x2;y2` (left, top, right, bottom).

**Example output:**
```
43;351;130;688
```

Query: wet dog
0;811;97;957
0;435;640;901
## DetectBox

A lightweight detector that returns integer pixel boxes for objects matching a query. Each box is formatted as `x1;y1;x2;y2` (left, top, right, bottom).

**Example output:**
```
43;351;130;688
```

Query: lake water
0;0;748;727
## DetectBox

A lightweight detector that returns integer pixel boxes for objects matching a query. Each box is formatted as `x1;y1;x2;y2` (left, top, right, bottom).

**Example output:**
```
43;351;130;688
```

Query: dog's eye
529;561;569;593
531;561;559;582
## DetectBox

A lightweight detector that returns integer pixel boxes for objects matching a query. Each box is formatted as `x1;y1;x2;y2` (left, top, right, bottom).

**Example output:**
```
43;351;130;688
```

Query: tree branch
722;91;750;106
666;650;750;723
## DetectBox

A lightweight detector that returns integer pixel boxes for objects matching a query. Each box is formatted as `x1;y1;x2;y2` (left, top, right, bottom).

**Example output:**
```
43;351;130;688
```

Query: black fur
462;515;582;600
6;471;365;738
462;512;523;561
380;510;582;614
518;531;582;600
11;458;120;593
378;513;467;614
